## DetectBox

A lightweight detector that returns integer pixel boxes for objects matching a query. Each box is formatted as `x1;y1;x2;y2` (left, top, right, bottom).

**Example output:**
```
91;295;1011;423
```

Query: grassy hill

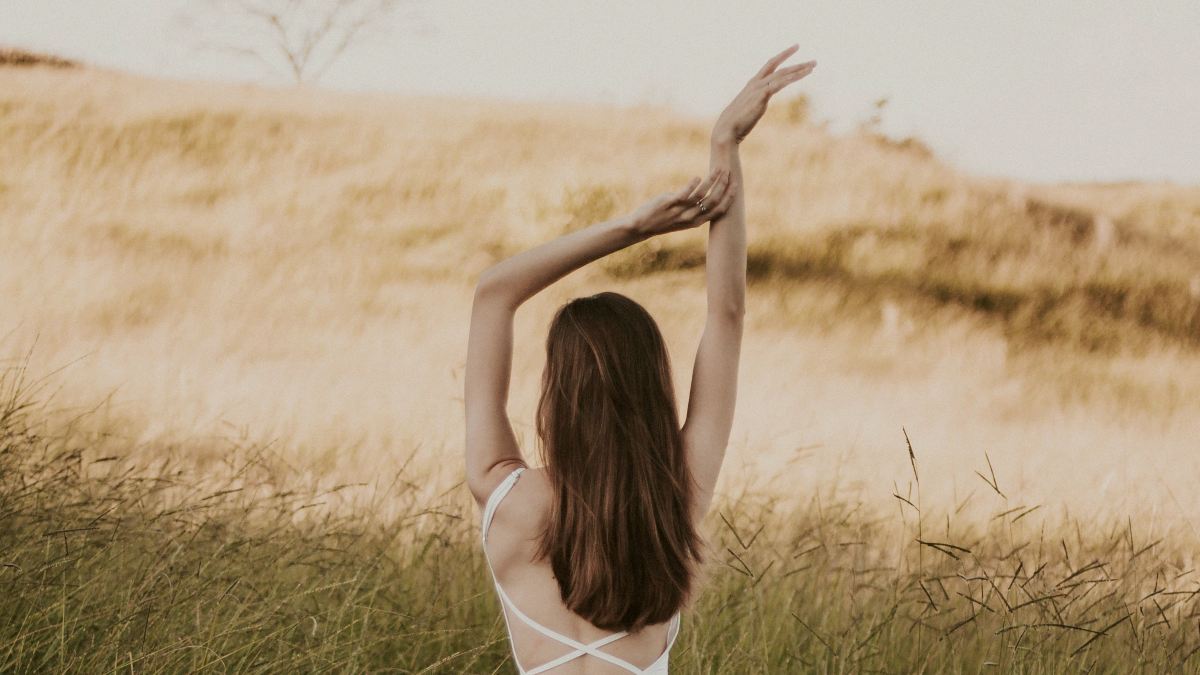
3;58;1200;674
2;63;1198;359
4;59;1199;494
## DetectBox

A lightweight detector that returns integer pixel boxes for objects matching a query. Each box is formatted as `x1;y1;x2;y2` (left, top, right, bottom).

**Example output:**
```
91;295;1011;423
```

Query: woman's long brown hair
534;291;704;633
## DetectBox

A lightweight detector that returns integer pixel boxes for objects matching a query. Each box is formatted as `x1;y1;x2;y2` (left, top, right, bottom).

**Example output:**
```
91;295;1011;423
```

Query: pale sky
3;0;1198;184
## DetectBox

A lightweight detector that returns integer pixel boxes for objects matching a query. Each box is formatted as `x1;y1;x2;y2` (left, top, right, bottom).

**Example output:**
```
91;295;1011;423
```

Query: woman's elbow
473;267;518;310
714;303;746;324
474;266;502;300
711;293;746;322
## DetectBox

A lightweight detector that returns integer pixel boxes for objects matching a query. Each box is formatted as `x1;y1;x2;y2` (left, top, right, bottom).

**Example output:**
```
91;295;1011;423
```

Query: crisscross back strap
493;582;642;673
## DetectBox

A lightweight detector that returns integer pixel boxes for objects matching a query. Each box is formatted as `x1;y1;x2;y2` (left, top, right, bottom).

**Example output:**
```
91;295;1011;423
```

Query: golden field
2;61;1200;672
3;63;1198;518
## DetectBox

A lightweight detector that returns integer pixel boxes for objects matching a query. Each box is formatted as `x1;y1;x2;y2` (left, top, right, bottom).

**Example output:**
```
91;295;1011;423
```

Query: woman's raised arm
464;172;736;505
682;45;816;519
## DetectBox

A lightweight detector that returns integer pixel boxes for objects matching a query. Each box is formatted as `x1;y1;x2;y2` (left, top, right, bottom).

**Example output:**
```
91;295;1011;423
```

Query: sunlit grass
3;368;1198;673
2;62;1200;671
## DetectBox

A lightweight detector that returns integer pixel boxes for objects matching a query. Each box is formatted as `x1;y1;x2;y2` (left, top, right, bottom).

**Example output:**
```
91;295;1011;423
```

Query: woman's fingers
766;61;816;95
693;180;735;221
701;170;732;208
676;172;730;223
672;176;703;204
754;43;799;80
771;61;816;80
693;170;730;212
673;175;709;207
679;168;726;207
712;179;738;215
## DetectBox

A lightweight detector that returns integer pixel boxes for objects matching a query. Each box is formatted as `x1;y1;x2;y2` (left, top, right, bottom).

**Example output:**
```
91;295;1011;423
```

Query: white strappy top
481;467;681;674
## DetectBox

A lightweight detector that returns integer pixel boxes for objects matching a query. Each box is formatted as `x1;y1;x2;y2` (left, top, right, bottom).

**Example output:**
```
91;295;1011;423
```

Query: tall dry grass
2;62;1200;670
2;361;1198;673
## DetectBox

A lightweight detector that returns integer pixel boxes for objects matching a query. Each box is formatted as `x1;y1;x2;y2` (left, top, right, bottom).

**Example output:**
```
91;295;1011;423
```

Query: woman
465;45;816;674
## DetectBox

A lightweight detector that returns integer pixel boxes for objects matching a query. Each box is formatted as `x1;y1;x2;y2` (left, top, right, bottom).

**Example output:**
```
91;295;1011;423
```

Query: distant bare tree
178;0;432;84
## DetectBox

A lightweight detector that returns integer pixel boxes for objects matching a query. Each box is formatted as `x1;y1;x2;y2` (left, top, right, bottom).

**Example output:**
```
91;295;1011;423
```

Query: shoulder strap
481;466;526;544
664;612;682;653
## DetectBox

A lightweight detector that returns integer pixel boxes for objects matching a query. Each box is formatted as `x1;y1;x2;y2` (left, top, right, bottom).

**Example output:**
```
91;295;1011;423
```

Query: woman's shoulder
490;466;552;530
512;466;552;508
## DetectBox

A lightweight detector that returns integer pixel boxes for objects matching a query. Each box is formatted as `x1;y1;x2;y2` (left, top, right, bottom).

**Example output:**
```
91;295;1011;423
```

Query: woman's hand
628;167;736;238
713;44;816;146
